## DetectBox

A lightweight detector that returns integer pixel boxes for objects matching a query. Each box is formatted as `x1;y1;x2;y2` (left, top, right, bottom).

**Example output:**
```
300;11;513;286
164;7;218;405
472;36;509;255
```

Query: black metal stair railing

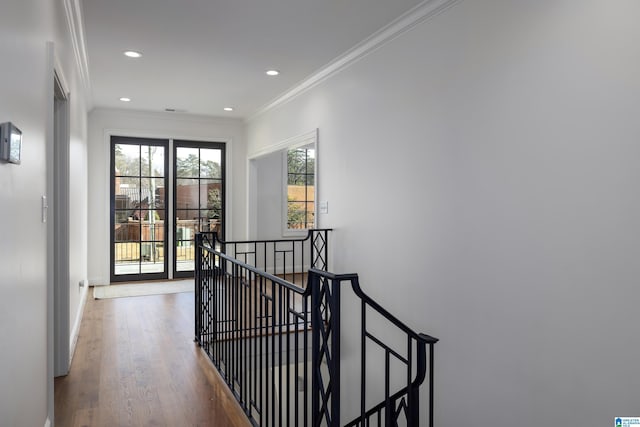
195;231;438;427
205;229;331;288
195;230;334;427
308;268;438;427
195;229;331;351
197;246;312;426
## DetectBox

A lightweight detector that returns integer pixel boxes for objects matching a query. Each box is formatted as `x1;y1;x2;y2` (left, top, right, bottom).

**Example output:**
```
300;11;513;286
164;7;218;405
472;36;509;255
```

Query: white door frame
53;68;71;376
46;42;71;425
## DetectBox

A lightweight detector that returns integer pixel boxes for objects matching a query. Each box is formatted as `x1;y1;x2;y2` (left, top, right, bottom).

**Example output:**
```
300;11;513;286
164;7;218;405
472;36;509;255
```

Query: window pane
306;149;315;173
115;192;135;211
286;146;315;230
288;174;305;185
114;242;141;275
200;148;222;178
288;202;307;229
114;209;130;225
114;144;140;176
176;246;194;271
182;212;207;230
115;177;140;209
176;218;197;238
114;220;139;242
141;249;164;274
200;179;222;210
288;184;305;202
177;209;199;221
141;145;165;177
176;178;199;210
287;149;306;175
176;218;196;272
141;178;164;213
140;242;164;271
306;210;315;229
203;214;222;234
174;142;225;274
140;218;165;242
176;147;199;178
112;137;168;280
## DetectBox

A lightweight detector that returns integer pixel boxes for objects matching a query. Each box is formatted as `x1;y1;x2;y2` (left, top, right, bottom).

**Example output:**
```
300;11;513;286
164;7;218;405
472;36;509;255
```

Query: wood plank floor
55;289;252;427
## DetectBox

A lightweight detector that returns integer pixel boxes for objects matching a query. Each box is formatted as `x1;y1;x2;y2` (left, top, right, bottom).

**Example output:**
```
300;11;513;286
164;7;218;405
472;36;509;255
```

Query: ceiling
81;0;426;119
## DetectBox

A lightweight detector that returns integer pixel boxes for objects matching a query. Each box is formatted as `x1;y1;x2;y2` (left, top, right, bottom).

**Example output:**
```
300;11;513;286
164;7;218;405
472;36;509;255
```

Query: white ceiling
81;0;426;119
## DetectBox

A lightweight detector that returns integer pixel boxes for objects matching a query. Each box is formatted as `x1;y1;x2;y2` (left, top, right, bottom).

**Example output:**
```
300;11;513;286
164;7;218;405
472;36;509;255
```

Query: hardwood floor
55;289;252;427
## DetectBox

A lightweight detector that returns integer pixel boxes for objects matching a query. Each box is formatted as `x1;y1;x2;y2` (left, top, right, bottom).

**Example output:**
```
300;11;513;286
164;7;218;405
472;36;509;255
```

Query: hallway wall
253;150;285;239
247;1;640;425
87;108;247;285
53;0;91;377
0;0;89;426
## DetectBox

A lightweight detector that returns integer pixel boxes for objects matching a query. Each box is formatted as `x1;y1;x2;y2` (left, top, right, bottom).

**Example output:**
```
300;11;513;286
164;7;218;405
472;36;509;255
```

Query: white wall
0;0;89;426
254;151;284;239
53;0;90;373
247;1;640;425
87;108;247;285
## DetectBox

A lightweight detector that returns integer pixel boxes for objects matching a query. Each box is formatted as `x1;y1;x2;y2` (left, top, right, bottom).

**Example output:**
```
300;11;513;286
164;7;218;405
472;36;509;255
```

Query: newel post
311;269;341;427
194;232;203;344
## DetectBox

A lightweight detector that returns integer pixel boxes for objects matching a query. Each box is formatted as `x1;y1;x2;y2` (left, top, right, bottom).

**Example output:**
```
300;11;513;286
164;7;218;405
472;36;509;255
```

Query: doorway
111;136;169;282
174;140;225;277
110;137;225;281
53;71;70;376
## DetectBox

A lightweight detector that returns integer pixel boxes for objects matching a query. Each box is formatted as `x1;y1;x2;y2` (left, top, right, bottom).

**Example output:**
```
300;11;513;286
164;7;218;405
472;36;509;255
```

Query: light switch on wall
42;195;48;223
319;201;328;214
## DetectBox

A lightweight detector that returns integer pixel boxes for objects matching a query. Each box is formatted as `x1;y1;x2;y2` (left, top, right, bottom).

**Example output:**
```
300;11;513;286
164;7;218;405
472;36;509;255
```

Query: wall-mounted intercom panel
0;122;22;164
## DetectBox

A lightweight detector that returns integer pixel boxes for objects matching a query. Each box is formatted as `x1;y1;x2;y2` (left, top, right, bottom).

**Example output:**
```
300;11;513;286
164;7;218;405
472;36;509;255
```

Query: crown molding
247;0;461;122
63;0;93;109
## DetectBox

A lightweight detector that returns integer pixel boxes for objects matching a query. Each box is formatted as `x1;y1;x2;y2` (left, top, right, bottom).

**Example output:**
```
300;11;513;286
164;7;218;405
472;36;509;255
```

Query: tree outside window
287;147;315;229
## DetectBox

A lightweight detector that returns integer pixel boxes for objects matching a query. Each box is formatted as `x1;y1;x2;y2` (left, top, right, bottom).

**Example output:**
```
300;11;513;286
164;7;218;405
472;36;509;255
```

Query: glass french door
174;141;225;277
111;137;168;282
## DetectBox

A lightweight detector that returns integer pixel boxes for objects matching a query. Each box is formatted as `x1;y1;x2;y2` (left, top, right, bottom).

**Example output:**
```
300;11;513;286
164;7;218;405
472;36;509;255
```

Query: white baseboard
89;276;109;286
44;417;51;427
69;281;89;365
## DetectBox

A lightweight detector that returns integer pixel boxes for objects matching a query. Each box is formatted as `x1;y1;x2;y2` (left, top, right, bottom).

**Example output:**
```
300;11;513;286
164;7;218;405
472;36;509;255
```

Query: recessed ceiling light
223;107;234;112
124;50;142;58
119;97;131;102
266;70;280;76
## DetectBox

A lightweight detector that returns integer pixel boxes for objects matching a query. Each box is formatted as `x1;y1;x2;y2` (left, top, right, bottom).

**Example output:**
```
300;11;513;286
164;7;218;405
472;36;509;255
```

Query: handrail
211;228;333;245
199;229;332;289
195;232;437;427
309;269;438;345
197;240;312;426
342;338;435;427
194;232;335;427
214;247;308;296
309;269;438;427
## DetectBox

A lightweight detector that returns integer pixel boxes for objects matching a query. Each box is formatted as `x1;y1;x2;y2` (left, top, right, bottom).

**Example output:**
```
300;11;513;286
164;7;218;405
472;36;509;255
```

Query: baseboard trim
69;282;89;365
44;416;52;427
89;277;108;286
